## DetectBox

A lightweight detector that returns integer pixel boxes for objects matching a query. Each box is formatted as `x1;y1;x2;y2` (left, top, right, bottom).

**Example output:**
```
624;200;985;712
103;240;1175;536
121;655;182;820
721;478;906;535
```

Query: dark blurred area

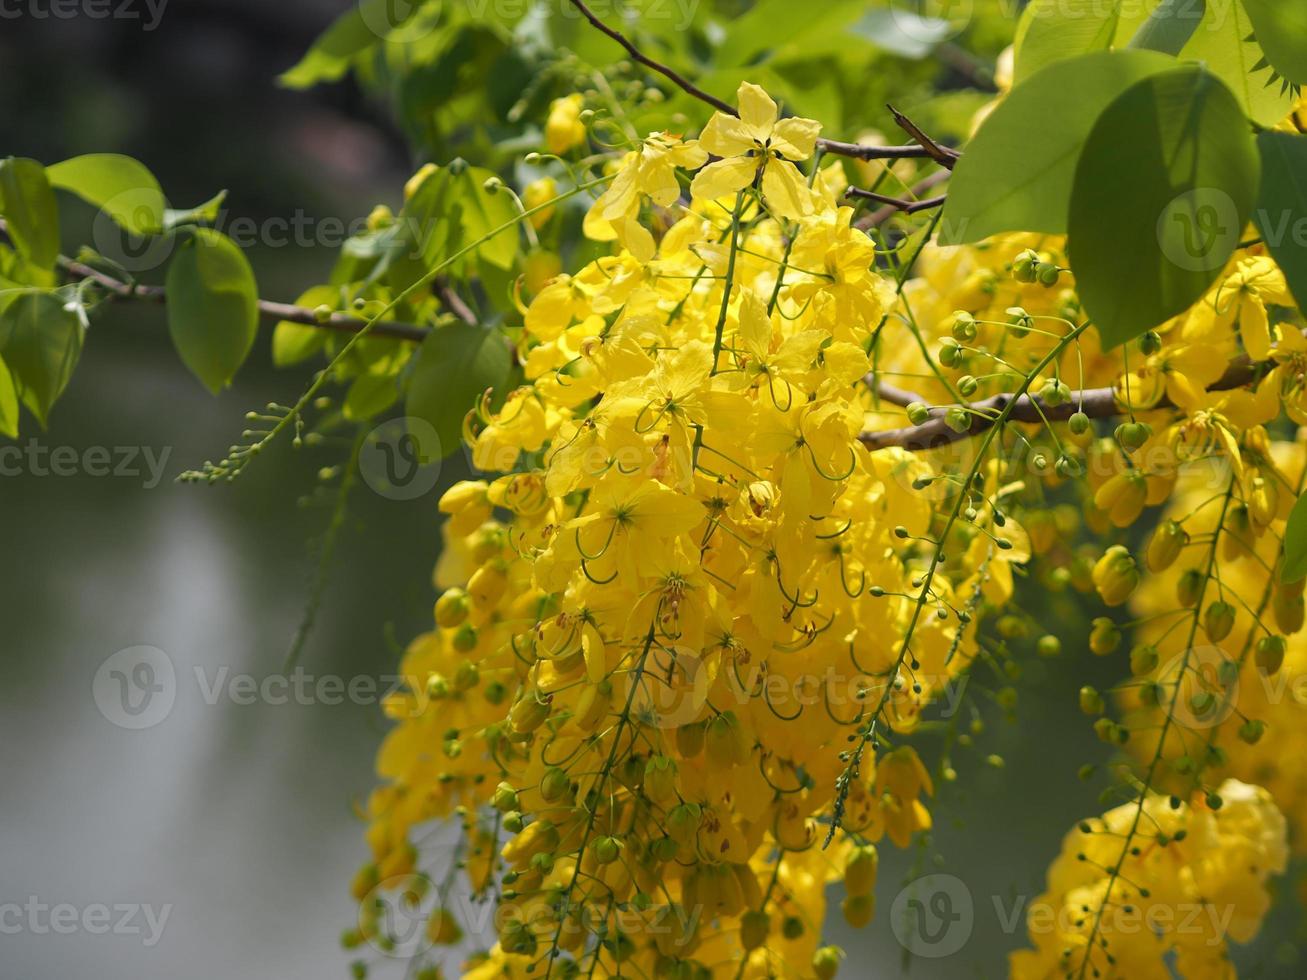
0;3;1301;979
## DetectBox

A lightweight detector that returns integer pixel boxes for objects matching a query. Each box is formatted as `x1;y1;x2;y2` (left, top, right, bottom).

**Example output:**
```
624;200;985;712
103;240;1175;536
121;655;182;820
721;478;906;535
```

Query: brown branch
860;360;1262;451
563;0;960;168
857;170;953;229
845;187;946;215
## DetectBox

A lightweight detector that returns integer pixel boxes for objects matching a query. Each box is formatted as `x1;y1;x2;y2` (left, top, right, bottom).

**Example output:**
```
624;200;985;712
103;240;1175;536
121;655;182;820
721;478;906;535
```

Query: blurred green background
0;1;1300;977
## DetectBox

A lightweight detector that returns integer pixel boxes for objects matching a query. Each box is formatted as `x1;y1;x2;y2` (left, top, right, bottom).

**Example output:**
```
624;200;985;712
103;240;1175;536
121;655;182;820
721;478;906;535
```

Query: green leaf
455;166;519;270
849;9;954;59
0;354;19;438
941;50;1175;245
344;369;400;422
1127;0;1205;55
0;290;83;426
1255;132;1307;312
164;190;228;232
1242;0;1307;85
1069;66;1259;348
0;157;60;270
165;229;259;393
272;285;336;367
1281;490;1307;583
279;0;411;88
406;322;511;461
1014;0;1119;86
45;154;165;235
1180;1;1296;126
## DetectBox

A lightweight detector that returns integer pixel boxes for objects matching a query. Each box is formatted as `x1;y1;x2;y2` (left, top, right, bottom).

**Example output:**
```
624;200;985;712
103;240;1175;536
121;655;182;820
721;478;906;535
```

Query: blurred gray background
0;2;1300;978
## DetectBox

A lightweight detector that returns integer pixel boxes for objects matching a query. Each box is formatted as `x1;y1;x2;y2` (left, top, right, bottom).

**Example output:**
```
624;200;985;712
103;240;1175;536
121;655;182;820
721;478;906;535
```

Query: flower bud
509;693;552;734
1114;421;1152;453
643;755;678;806
740;910;770;951
492;781;519;813
592;836;622;864
1255;635;1287;675
1037;634;1062;658
1093;471;1147;527
1089;617;1121;656
1177;568;1204;608
452;623;479;653
906;401;932;426
1273;585;1305;635
541;766;570;802
666;803;701;844
434;587;471;628
1093;546;1139;607
1079;686;1104;715
575;679;612;732
1147;520;1188;572
813;946;843;980
951;311;977;341
844;845;878;897
676;721;705;758
1130;644;1159;676
841;893;875;928
1069;411;1090;436
1238;719;1266;744
944;407;971;434
1204;600;1236;642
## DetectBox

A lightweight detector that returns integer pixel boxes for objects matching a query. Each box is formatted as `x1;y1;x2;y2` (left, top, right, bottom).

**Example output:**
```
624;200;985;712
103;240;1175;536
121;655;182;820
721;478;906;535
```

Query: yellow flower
691;82;821;220
584;133;708;261
544;94;586;154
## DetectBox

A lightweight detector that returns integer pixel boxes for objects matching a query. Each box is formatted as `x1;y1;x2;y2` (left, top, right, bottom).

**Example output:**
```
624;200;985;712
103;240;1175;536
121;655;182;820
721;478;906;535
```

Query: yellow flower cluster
1010;780;1287;980
352;83;1020;978
353;77;1307;979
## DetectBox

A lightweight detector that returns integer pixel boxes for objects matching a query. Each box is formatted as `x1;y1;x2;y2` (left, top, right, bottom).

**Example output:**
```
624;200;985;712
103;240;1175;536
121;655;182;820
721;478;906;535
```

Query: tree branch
562;0;960;169
860;360;1262;451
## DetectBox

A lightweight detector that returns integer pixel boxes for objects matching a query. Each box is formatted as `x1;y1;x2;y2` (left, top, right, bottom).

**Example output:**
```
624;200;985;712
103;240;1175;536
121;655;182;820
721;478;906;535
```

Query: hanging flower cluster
348;79;1307;980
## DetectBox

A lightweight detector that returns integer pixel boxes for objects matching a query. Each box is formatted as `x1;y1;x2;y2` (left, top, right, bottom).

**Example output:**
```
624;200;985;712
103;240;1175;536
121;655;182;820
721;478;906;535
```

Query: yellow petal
771;116;821;161
736;81;778;139
760;159;813;221
737;288;773;358
699;112;756;158
1240;295;1272;361
690;156;757;206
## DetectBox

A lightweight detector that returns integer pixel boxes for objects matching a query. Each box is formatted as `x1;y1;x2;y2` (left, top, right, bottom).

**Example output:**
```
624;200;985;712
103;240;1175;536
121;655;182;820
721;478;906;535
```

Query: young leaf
1281;490;1307;583
941;50;1174;245
165;229;259;394
0;290;83;426
1126;0;1205;55
405;322;512;461
1241;0;1307;85
0;354;19;438
45;154;165;235
0;157;60;271
1014;0;1119;86
1255;132;1307;312
455;166;520;271
1069;66;1259;348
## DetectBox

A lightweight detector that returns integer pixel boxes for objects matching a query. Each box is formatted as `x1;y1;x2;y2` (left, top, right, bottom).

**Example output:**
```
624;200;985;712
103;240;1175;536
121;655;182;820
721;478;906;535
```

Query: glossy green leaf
45;154;165;235
1180;0;1296;126
164;190;228;232
406;322;511;461
1242;0;1307;85
1127;0;1205;55
0;157;60;270
1070;66;1259;348
165;229;259;394
455;166;519;270
1255;132;1307;312
1014;0;1119;86
1281;490;1307;583
0;354;19;438
344;369;400;422
0;290;83;426
940;50;1175;245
